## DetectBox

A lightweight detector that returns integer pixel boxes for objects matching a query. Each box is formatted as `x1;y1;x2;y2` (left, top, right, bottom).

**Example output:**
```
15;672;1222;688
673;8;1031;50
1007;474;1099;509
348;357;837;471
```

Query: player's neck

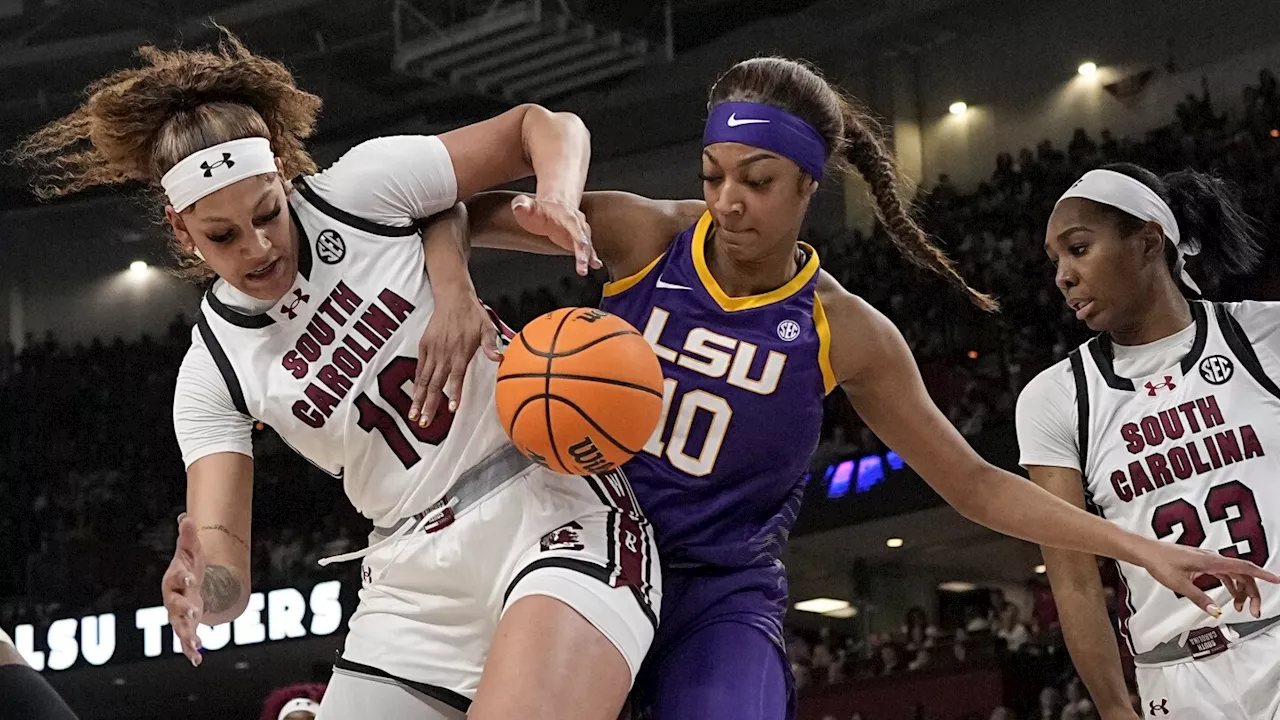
1110;285;1193;346
705;231;799;298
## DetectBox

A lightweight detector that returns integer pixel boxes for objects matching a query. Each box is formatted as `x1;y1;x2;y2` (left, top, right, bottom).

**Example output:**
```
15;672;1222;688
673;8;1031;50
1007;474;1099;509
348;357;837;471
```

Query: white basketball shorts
325;457;661;716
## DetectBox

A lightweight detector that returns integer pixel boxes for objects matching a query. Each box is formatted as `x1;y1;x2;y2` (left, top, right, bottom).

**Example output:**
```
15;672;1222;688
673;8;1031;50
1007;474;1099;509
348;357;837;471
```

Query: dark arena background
4;0;1280;718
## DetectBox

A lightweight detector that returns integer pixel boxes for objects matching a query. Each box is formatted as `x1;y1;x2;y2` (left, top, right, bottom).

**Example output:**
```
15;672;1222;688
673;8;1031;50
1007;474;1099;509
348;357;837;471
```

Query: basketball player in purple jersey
413;57;1278;719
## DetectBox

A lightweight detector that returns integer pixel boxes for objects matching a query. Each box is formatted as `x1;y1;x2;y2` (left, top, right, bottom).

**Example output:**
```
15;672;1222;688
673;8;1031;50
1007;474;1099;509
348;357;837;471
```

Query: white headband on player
1057;168;1201;293
277;697;320;720
161;137;278;212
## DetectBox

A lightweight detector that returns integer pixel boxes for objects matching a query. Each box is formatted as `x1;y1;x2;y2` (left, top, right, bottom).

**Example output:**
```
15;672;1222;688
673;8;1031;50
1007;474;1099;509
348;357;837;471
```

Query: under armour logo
1144;376;1176;396
1149;699;1169;716
200;153;235;177
279;288;310;320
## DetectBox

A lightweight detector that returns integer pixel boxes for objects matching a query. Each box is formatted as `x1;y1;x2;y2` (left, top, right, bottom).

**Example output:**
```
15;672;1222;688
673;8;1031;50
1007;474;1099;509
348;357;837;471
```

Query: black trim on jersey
502;556;659;630
1214;302;1280;400
1068;348;1090;474
1089;300;1209;392
332;655;471;712
196;310;251;417
292;202;314;280
294;178;421;237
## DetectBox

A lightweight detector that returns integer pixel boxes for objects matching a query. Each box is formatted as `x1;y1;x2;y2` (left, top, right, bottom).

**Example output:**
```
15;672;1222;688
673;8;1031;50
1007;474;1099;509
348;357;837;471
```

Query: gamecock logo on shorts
541;521;585;552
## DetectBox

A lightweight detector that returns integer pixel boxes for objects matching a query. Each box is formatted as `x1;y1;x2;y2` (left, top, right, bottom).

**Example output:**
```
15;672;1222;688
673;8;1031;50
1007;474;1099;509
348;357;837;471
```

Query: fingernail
420;415;430;427
177;512;187;523
191;657;199;668
186;608;195;620
408;409;418;421
184;576;193;588
448;400;458;413
1208;604;1221;617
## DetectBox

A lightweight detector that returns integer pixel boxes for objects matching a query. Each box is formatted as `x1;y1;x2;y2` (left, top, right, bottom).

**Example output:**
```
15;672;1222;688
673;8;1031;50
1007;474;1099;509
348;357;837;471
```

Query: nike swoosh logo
655;278;692;291
726;113;769;127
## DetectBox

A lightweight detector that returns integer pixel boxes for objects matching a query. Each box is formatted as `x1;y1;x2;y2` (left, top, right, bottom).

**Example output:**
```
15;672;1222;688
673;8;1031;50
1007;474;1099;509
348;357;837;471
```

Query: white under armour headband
277;697;320;720
1057;168;1202;293
160;137;279;212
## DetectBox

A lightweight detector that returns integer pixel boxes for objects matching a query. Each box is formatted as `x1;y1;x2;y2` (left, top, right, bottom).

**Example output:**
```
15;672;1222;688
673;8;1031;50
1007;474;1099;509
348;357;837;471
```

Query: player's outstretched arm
162;452;253;667
439;104;597;275
818;277;1280;614
461;190;704;281
1028;466;1139;720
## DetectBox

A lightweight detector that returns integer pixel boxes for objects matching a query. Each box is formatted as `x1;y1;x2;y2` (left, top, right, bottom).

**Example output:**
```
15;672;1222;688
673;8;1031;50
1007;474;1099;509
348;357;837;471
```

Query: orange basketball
496;307;665;475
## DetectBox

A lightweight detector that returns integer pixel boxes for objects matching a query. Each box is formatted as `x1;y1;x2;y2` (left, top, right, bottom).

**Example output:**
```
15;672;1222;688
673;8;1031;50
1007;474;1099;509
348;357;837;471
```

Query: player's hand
410;289;501;429
510;194;601;276
162;513;206;667
1136;539;1279;618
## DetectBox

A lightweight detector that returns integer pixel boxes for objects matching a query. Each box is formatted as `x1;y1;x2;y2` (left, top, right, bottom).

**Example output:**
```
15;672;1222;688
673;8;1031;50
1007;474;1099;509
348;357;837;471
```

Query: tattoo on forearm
199;524;248;551
201;565;243;615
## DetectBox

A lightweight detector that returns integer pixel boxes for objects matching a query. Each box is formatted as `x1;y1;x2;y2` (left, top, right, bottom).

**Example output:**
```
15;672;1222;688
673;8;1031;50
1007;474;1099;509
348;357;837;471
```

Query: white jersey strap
1213;302;1280;400
195;310;251;418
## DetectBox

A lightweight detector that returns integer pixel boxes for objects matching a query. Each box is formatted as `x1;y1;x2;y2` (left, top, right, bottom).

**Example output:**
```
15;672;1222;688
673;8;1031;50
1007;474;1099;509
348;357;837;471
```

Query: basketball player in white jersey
16;30;658;720
1018;163;1280;720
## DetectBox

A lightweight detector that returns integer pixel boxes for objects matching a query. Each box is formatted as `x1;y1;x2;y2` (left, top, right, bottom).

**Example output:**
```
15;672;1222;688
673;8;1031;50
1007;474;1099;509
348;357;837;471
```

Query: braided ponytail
707;57;997;311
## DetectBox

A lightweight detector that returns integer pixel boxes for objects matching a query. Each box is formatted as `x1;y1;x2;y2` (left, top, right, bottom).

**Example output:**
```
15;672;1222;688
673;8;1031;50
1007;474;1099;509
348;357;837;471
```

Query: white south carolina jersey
174;136;511;526
1018;300;1280;655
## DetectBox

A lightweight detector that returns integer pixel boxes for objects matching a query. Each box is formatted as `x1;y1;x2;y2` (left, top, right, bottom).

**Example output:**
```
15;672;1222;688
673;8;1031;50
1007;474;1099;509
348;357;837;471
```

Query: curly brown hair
13;25;322;280
708;57;998;312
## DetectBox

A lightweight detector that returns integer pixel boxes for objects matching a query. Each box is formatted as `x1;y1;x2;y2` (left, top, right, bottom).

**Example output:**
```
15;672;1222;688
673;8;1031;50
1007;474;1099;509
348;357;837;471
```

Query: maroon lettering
317;365;353;399
1111;469;1134;502
1130;461;1155;498
1158;409;1185;440
332;347;363;377
1146;454;1173;490
317;297;347;326
1186;443;1212;474
1140;416;1165;448
282;351;308;379
377;288;416;323
342;333;378;362
1168;447;1193;480
1205;434;1223;468
1197;396;1224;428
1216;430;1243;465
307;315;336;345
304;383;340;418
297;334;322;363
1241;425;1265;459
1121;423;1144;454
354;320;387;349
1177;402;1202;432
330;281;363;316
360;304;399;341
292;400;324;429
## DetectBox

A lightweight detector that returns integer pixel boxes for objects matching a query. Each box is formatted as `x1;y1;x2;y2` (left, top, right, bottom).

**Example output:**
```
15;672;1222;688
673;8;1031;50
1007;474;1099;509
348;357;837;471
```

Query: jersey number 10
1151;480;1270;593
353;356;453;469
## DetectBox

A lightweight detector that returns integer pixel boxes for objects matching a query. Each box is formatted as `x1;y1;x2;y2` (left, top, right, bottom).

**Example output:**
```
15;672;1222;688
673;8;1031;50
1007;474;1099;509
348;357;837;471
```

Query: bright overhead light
938;581;976;593
794;598;851;614
886;537;904;549
1035;564;1047;574
823;605;858;619
1078;61;1098;78
129;260;148;275
949;101;968;116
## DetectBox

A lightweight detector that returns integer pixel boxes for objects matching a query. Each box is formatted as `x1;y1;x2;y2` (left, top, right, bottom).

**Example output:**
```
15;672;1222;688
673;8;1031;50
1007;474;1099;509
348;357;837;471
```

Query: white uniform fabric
1017;300;1280;715
172;135;661;707
1134;625;1280;720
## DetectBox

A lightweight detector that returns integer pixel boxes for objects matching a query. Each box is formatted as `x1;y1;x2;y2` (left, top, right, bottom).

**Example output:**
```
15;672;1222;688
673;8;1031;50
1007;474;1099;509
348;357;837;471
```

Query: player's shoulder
1214;299;1280;334
1018;356;1076;410
586;192;705;278
814;271;882;335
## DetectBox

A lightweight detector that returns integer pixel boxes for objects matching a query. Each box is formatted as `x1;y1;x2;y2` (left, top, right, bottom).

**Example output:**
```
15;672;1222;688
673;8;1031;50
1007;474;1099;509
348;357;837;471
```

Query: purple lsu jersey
600;210;836;570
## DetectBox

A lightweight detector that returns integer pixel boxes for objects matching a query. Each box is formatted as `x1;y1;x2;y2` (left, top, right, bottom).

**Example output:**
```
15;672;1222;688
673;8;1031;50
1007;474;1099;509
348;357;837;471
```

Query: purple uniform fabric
601;212;830;719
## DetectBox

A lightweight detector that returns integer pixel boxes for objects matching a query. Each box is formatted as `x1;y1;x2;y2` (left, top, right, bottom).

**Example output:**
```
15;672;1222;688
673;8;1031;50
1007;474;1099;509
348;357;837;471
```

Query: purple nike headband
703;101;828;180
